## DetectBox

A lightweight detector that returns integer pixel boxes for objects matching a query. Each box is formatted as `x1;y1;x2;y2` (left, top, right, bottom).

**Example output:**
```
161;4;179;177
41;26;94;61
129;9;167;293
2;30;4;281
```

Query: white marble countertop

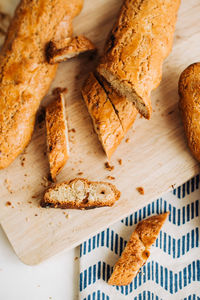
0;226;78;300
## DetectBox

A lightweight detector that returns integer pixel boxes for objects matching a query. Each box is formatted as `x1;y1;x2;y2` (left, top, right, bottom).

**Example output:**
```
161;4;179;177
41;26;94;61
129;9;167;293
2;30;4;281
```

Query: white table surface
0;226;79;300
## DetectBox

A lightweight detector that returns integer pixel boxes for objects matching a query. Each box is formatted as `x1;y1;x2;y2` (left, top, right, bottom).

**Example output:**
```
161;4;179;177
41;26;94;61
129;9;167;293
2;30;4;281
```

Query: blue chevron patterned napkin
79;176;200;300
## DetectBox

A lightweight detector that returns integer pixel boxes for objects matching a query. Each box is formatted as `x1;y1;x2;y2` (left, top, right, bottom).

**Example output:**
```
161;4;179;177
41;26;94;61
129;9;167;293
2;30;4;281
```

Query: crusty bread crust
0;0;83;169
97;0;180;119
46;93;69;181
96;73;138;134
179;63;200;162
108;212;169;286
82;72;124;159
47;35;96;64
41;178;121;209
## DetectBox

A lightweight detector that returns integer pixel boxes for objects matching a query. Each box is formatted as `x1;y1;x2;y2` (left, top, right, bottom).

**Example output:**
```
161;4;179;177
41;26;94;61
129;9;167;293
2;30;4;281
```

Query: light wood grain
0;0;199;265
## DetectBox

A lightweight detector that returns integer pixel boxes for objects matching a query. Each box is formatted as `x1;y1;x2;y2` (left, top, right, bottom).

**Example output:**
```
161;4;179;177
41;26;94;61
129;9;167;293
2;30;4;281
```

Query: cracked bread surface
41;178;121;209
47;35;96;64
46;93;69;182
179;63;200;162
81;72;124;159
0;0;83;169
108;212;169;286
97;0;180;119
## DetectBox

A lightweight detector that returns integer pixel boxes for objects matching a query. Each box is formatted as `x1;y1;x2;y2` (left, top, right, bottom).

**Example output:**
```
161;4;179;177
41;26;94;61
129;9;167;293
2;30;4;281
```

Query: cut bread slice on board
81;72;124;159
108;212;169;286
46;35;96;64
96;73;138;135
45;93;70;181
41;178;121;209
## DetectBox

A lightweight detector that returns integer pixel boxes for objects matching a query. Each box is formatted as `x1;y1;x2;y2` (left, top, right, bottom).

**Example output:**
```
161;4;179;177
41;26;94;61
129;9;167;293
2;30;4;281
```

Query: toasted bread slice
41;178;121;209
47;35;96;64
82;72;124;159
96;73;138;134
46;93;70;181
108;212;169;286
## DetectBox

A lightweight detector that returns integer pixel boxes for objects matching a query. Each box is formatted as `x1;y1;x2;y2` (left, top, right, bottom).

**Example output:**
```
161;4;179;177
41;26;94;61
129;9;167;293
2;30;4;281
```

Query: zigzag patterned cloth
79;176;200;300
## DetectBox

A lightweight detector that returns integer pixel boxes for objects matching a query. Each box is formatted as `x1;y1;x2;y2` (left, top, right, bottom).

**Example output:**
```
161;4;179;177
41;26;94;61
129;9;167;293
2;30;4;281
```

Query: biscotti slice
179;63;200;162
108;212;169;286
97;0;180;119
46;93;70;181
96;74;138;134
82;72;124;159
41;178;121;209
47;35;96;64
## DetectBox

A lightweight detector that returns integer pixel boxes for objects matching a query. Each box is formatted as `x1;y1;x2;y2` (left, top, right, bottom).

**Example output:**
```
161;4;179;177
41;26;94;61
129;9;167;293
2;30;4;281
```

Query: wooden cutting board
0;0;199;265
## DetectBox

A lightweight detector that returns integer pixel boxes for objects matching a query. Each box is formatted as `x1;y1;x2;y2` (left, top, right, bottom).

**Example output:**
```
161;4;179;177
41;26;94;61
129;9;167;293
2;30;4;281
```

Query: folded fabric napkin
79;176;200;300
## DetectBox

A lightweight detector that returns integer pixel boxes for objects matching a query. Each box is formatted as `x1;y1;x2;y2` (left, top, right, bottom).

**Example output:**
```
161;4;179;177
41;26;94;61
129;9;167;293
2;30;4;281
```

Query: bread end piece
178;62;200;162
47;35;96;64
45;93;70;181
108;212;169;286
41;178;120;209
81;72;124;159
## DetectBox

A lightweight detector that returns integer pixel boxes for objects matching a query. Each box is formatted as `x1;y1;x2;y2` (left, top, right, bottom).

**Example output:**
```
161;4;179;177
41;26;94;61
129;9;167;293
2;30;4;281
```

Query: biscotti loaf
47;35;96;64
179;63;200;162
41;178;121;209
46;93;70;182
108;212;169;286
97;0;180;119
0;0;83;169
82;72;124;159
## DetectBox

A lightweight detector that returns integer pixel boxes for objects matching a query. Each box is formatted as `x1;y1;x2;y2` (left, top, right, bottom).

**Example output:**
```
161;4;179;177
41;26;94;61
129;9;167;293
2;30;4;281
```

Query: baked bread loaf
179;63;200;162
108;212;169;286
0;0;83;169
96;74;138;134
97;0;180;119
82;72;124;159
47;35;96;64
41;178;121;209
46;93;69;182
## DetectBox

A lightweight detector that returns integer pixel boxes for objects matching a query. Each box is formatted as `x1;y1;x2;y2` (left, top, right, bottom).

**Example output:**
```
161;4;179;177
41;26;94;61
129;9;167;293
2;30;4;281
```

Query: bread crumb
118;159;122;165
69;128;76;133
171;184;176;190
41;176;52;188
65;214;70;219
74;256;78;261
35;214;38;217
136;187;144;195
105;162;114;171
5;201;12;206
4;179;13;194
125;138;130;143
77;172;83;176
107;176;115;180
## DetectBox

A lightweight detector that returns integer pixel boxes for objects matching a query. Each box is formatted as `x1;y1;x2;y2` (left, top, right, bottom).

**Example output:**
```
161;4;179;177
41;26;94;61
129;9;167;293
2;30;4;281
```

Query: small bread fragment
82;72;124;159
179;63;200;162
108;212;169;286
96;74;138;134
47;35;96;64
46;93;69;181
41;178;121;209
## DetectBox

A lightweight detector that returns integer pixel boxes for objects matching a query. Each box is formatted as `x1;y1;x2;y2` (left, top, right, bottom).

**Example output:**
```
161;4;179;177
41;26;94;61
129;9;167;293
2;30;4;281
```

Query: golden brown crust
0;0;83;169
108;212;169;286
47;35;96;64
81;72;124;159
46;93;69;181
41;178;121;209
96;73;138;134
97;0;180;119
179;63;200;162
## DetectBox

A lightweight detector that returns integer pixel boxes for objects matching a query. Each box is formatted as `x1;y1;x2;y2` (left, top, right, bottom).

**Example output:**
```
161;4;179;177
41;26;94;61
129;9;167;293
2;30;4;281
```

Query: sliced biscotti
82;72;124;159
96;74;138;134
41;178;121;209
108;212;169;286
179;63;200;162
46;93;69;182
97;0;180;119
47;35;96;64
